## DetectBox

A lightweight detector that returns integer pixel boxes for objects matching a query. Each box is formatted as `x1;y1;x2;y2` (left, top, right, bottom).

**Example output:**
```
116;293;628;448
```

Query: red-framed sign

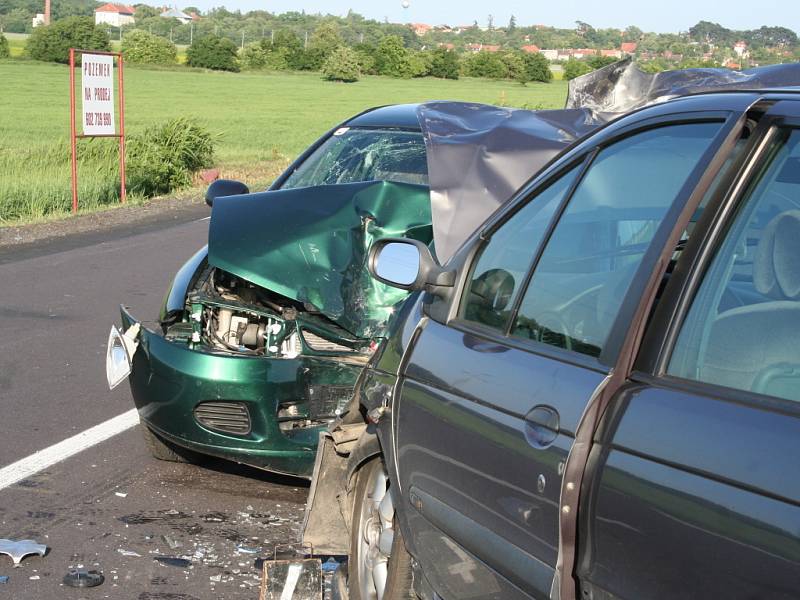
69;48;126;214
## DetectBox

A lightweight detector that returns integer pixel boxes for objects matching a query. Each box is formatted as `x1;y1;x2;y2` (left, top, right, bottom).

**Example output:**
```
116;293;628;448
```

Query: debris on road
0;539;47;566
153;556;192;568
116;548;142;557
0;575;7;584
62;568;105;588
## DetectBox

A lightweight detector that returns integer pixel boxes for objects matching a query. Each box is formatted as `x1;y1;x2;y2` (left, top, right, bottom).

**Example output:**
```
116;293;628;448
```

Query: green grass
0;60;567;222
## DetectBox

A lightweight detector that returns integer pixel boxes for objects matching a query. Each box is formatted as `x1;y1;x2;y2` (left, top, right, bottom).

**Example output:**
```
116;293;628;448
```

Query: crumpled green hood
207;180;432;339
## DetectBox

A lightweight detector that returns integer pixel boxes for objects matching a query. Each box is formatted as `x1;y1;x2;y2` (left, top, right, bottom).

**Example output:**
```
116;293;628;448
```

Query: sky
185;0;800;34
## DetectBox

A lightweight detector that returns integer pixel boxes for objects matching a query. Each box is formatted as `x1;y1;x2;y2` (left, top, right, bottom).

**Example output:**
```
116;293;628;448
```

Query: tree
429;47;459;79
508;15;516;33
374;34;413;77
26;17;110;63
521;51;552;82
304;20;343;69
587;54;618;70
121;29;177;65
186;34;239;71
0;33;8;59
322;45;360;82
563;57;592;80
463;51;508;79
134;5;160;20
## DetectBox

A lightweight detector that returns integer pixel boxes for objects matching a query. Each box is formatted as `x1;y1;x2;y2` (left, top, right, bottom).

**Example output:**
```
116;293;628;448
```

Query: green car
107;104;431;477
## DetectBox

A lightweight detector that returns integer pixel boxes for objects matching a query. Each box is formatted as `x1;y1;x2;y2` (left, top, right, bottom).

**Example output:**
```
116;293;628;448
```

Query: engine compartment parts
168;266;372;361
0;539;47;567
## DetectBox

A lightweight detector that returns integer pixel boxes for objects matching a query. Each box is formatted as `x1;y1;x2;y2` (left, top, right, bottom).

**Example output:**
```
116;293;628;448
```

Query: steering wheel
534;310;573;352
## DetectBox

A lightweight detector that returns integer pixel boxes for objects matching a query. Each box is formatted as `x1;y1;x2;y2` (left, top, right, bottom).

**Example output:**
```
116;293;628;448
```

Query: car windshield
280;128;429;189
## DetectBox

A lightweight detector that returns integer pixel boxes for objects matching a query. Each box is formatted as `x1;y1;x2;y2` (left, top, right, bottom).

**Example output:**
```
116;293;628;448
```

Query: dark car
106;104;432;478
303;89;800;599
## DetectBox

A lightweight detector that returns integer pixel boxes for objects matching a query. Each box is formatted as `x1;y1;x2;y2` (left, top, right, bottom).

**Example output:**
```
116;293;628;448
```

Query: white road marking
195;216;211;222
0;408;140;491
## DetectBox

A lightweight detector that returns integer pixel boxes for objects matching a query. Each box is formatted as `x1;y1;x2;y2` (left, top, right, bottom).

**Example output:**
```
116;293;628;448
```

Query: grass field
0;59;568;222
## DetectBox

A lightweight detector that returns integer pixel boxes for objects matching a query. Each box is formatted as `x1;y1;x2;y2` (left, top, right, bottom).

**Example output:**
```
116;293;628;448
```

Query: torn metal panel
208;180;432;339
567;58;800;113
418;101;609;262
0;539;47;566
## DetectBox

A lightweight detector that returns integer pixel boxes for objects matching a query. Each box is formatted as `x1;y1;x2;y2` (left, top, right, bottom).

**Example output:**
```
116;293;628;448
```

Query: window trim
641;115;800;383
451;113;736;368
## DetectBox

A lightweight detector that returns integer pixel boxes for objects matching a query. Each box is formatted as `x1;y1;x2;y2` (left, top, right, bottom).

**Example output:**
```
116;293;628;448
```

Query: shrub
587;55;619;70
0;33;9;59
186;34;239;72
462;51;509;79
126;118;215;196
563;57;593;80
353;43;377;74
26;17;110;64
121;30;177;65
374;35;415;78
240;41;270;69
429;47;459;79
523;51;552;83
322;46;360;82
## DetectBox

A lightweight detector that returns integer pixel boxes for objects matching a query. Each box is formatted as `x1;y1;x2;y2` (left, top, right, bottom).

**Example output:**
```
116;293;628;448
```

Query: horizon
175;1;799;35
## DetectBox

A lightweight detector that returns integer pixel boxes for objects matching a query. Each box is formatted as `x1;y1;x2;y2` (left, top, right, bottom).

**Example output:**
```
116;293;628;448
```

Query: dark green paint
208;180;432;339
122;307;365;478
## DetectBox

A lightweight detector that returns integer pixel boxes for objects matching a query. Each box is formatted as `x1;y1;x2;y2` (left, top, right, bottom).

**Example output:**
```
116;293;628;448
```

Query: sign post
69;48;126;214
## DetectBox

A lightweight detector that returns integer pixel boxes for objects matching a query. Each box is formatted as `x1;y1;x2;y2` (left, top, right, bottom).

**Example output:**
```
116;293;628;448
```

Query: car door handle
523;405;560;449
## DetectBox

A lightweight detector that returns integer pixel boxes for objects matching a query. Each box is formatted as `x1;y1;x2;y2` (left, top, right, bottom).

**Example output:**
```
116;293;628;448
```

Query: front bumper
120;306;364;478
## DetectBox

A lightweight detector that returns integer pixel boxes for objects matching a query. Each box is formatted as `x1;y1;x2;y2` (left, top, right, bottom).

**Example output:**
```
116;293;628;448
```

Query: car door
578;110;800;599
393;116;738;599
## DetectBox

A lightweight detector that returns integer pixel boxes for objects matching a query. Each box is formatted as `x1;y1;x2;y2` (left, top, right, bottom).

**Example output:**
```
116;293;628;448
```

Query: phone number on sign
85;112;113;127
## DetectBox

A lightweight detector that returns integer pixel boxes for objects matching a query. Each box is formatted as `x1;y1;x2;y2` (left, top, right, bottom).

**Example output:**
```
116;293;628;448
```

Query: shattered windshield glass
280;128;428;189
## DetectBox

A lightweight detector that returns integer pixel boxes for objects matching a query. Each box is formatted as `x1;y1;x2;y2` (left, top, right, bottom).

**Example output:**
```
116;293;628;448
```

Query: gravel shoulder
0;196;211;264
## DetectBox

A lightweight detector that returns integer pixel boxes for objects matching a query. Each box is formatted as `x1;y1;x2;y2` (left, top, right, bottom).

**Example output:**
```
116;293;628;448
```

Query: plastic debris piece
236;545;259;554
0;575;7;583
116;549;141;557
63;569;104;588
161;535;182;550
321;557;340;572
29;575;40;580
0;539;47;566
154;556;191;568
115;492;128;498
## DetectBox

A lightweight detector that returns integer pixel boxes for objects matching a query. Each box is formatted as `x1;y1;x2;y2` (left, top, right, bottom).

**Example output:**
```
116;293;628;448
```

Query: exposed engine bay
162;264;373;361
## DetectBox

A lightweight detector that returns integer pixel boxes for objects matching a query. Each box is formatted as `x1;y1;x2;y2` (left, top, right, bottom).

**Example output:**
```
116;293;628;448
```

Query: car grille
194;401;251;435
307;384;353;420
301;330;353;353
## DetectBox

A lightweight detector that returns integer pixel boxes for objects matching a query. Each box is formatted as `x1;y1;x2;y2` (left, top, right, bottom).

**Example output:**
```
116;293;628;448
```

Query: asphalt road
0;209;310;599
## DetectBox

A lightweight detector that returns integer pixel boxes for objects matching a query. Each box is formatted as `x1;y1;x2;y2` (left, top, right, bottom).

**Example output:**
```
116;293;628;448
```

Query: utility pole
190;21;193;44
304;31;308;49
44;0;50;25
271;29;274;44
241;31;245;49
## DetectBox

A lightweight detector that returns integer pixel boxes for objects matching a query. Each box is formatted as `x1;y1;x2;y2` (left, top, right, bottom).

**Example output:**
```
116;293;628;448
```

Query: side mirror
368;238;455;292
205;179;250;207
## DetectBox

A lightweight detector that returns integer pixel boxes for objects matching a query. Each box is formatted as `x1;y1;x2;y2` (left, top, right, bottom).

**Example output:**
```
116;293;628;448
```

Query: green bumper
121;307;363;478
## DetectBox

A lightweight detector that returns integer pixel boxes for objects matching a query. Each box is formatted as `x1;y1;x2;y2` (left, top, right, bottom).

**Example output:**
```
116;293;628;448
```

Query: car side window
668;128;800;402
511;122;723;358
461;165;581;330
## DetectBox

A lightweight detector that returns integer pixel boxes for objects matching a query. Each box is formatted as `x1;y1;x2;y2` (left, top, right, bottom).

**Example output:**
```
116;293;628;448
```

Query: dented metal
0;539;47;567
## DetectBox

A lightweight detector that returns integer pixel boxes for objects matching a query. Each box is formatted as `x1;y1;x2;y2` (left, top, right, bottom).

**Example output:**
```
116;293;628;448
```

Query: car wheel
349;457;414;600
140;424;205;464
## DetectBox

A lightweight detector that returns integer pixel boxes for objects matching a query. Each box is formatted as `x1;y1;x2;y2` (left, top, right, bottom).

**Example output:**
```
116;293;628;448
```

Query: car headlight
106;323;141;390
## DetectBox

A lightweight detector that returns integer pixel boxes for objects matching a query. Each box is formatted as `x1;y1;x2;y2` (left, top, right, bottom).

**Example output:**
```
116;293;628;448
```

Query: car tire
348;457;415;600
140;424;206;464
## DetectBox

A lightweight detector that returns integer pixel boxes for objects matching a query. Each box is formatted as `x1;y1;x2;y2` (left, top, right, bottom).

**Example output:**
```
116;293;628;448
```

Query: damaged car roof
208;60;800;337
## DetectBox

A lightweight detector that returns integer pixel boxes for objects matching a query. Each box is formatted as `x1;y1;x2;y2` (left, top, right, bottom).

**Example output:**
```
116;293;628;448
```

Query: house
94;3;135;27
412;23;433;36
521;44;541;54
540;49;559;61
160;7;192;24
600;49;622;59
32;13;46;27
438;43;455;51
733;41;749;58
620;42;638;54
466;43;500;53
